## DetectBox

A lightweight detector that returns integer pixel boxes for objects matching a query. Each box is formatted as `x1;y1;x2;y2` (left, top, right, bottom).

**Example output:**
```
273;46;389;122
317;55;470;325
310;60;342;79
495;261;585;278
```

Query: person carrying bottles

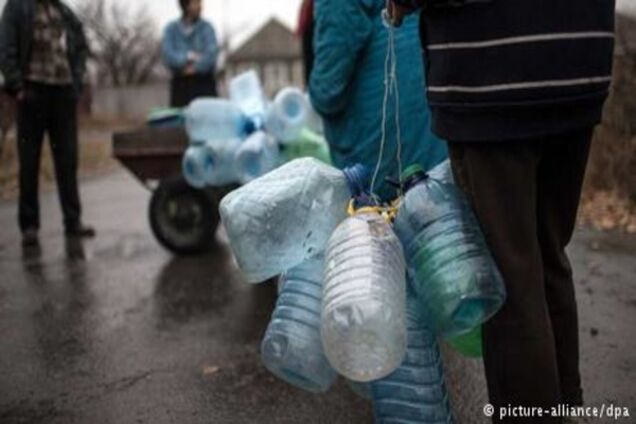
309;0;447;202
161;0;219;108
387;1;615;422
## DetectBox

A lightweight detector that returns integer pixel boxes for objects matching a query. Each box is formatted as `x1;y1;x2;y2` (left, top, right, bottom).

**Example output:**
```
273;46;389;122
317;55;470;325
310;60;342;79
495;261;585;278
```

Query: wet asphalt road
0;169;634;424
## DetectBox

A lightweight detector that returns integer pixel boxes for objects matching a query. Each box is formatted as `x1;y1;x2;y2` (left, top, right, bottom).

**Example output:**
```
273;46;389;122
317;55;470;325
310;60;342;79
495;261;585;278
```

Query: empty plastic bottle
322;212;407;382
229;70;268;129
394;165;506;338
234;131;280;184
182;140;209;188
202;138;242;186
371;287;455;424
184;98;249;143
261;255;337;393
266;87;309;143
219;158;369;283
447;326;483;359
427;159;454;184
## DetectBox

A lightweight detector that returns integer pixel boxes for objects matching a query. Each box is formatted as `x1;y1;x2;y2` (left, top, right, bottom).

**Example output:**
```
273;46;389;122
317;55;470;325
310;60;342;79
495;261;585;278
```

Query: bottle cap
343;164;370;197
400;164;426;182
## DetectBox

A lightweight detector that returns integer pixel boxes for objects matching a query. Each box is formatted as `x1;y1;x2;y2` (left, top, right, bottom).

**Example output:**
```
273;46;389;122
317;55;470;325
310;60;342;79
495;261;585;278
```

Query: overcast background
0;0;634;48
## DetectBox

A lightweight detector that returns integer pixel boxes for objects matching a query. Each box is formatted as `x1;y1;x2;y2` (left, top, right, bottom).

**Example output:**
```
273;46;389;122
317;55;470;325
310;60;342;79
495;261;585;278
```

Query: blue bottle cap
343;164;370;197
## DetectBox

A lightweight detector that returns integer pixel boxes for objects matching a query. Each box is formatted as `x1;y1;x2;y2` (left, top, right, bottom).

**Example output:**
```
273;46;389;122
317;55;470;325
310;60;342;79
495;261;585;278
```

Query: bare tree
75;0;162;87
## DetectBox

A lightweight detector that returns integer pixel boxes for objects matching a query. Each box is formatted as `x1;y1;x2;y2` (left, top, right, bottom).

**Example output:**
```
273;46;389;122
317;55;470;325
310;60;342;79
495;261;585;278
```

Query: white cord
371;2;402;203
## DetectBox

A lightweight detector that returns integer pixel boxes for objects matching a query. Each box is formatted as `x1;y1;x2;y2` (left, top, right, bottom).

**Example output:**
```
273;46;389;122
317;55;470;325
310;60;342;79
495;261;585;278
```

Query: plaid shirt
26;1;73;85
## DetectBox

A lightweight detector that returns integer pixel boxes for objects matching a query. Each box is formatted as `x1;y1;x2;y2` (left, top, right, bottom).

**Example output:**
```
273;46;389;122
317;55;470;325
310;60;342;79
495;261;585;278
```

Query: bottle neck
343;164;369;197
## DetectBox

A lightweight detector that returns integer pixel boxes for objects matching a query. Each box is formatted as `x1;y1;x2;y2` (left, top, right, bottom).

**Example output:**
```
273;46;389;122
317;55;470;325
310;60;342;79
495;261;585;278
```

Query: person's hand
187;51;201;63
16;90;25;102
183;63;197;76
387;1;415;27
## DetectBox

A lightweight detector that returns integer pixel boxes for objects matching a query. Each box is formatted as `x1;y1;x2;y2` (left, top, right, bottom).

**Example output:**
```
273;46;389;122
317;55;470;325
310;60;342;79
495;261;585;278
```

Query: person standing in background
388;1;615;422
310;0;447;202
297;0;315;85
0;0;94;247
162;0;218;107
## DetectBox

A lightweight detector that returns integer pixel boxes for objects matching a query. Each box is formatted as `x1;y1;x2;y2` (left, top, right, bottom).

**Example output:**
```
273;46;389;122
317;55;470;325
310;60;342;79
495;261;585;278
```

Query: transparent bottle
219;158;368;283
184;98;248;143
394;165;506;338
371;287;455;424
202;138;242;187
182;140;208;188
321;212;407;382
234;131;280;184
261;255;337;393
305;92;324;135
229;70;268;129
265;87;309;143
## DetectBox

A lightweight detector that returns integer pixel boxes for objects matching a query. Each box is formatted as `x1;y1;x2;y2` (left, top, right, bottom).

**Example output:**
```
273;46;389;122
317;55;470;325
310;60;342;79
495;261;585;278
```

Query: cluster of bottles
220;157;506;423
182;70;327;189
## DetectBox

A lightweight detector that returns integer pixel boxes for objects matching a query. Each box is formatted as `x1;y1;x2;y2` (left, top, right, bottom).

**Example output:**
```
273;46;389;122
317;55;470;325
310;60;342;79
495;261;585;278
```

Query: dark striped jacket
393;0;616;141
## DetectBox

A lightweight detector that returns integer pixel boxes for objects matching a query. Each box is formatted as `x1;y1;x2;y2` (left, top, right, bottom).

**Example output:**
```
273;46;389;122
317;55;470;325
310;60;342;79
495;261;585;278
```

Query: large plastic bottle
202;138;242;186
371;287;455;424
321;212;407;382
265;87;309;143
393;165;506;338
234;131;280;184
229;70;268;129
184;98;248;143
261;255;337;393
219;158;368;283
182;140;209;188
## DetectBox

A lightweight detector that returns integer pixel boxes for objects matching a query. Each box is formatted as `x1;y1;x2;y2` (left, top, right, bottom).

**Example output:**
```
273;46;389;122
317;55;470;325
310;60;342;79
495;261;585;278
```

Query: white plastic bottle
321;212;407;382
182;140;209;188
234;131;280;184
184;98;248;143
229;70;268;129
202;138;242;186
219;158;368;283
265;87;309;143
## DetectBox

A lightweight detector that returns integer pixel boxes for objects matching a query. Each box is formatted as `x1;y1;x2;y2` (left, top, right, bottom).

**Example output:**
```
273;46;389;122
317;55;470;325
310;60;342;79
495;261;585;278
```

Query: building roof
228;18;301;63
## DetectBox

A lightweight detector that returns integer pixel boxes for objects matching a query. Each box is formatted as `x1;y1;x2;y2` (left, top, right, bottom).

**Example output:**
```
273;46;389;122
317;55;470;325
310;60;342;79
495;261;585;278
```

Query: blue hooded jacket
161;19;218;75
310;0;447;201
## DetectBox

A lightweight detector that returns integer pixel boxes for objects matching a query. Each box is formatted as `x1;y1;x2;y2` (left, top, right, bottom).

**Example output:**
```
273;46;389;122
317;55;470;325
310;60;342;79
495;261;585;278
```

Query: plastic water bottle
202;138;242;186
261;255;337;393
182;140;208;188
265;87;309;143
229;70;268;129
220;158;369;283
394;164;506;338
280;128;331;165
234;131;280;184
427;159;454;184
321;212;407;382
447;326;483;358
184;98;248;142
371;287;455;424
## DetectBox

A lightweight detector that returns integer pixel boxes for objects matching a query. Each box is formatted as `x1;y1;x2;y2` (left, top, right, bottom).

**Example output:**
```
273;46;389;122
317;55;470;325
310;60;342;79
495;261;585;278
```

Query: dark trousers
170;73;218;108
449;128;593;423
17;82;81;232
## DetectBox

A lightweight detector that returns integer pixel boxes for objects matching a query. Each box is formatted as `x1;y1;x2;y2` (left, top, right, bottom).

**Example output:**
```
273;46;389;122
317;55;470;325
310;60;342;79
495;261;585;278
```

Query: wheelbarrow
112;126;233;255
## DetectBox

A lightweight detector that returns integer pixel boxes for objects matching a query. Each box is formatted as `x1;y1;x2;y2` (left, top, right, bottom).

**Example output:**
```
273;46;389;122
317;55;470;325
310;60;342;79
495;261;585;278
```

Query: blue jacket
161;19;218;75
310;0;447;201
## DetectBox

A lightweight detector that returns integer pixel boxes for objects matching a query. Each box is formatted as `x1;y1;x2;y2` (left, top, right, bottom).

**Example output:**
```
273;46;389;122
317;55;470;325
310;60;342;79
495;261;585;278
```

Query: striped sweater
393;0;616;141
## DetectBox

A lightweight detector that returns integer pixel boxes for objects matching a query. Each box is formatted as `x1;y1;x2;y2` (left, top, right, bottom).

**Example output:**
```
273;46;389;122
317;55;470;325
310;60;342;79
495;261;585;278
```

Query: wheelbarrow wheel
149;176;219;255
